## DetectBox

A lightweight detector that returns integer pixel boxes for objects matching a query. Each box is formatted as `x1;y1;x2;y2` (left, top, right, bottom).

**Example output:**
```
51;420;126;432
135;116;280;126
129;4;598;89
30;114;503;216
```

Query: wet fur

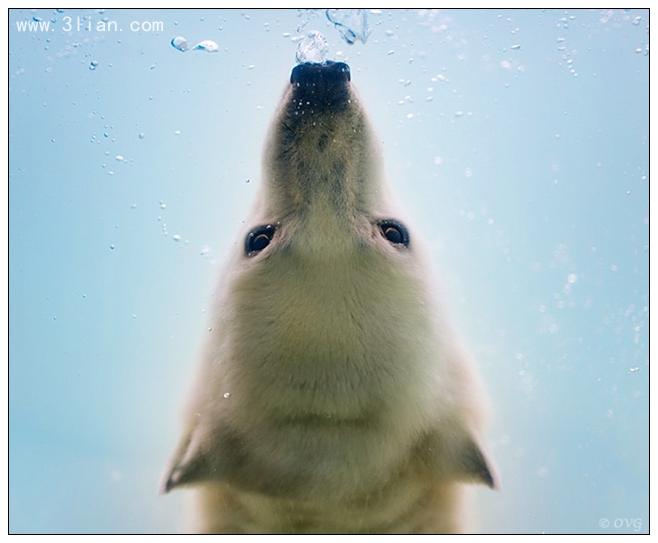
163;75;496;533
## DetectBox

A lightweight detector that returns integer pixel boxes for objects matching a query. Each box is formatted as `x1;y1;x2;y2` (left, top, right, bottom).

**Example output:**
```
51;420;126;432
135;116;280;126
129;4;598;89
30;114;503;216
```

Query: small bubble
115;154;124;161
174;129;181;136
89;60;99;70
170;36;189;52
510;44;521;50
567;273;578;284
629;367;640;373
193;39;219;53
159;201;167;209
223;392;231;399
172;234;181;242
109;244;116;250
138;132;145;140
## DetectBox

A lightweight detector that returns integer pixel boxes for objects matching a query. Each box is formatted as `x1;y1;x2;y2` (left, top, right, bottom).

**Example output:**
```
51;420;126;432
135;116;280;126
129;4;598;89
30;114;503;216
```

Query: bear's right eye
245;224;276;256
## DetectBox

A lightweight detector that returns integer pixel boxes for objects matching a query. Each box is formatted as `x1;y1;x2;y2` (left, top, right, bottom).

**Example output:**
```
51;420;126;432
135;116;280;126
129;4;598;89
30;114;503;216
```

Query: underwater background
9;8;649;534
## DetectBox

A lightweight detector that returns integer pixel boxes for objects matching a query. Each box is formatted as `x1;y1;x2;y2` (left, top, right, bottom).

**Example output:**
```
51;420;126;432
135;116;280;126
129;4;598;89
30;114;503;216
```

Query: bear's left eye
245;224;276;256
378;219;410;248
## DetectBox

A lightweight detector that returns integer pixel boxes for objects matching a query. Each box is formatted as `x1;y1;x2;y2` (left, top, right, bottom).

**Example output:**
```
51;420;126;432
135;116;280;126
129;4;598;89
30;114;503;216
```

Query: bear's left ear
453;433;498;489
420;426;499;490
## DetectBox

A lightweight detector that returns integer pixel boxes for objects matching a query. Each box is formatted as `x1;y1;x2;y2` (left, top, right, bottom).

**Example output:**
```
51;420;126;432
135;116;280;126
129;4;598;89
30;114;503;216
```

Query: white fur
163;75;496;534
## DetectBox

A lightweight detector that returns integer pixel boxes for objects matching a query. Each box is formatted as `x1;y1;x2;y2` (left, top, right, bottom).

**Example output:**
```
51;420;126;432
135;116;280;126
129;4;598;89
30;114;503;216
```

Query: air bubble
170;36;189;52
193;40;219;53
295;31;329;64
326;9;370;45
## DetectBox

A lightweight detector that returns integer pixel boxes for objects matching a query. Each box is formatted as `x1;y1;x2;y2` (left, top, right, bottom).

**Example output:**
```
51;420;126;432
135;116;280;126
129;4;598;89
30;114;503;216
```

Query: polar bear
162;61;496;534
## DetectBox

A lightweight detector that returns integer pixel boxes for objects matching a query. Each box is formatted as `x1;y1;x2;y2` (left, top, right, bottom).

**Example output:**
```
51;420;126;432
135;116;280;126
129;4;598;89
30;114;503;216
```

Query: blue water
9;8;648;534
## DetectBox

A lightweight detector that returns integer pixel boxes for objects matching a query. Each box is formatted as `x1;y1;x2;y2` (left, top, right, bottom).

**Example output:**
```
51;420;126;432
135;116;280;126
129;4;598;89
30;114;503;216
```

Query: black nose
289;61;351;109
290;61;351;86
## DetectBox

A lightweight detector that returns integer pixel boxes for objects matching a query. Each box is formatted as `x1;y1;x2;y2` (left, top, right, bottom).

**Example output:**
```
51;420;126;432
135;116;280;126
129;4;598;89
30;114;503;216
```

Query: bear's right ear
160;424;237;494
160;431;209;493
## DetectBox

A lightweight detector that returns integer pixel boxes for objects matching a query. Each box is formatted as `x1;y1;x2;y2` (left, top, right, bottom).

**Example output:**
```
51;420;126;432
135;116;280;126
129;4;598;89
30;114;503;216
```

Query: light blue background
9;8;648;534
